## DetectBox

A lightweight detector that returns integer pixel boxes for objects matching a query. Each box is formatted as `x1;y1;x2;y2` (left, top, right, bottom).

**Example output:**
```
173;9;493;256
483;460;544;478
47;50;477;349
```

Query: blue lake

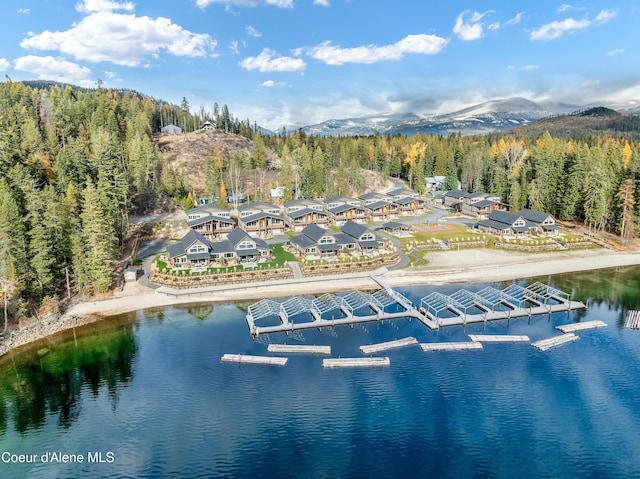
1;267;640;478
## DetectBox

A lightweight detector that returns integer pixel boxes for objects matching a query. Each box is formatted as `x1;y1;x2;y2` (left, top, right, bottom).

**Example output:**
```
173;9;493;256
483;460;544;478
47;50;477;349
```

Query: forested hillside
1;80;639;332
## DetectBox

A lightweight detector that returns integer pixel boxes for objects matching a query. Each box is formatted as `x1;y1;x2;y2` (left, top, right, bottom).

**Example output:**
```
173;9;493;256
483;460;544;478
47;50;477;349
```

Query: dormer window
189;244;206;253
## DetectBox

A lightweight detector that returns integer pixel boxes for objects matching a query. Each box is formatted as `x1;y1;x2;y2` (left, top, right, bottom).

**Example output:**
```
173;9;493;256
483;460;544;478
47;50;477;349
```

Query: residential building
477;209;559;237
283;198;330;231
160;124;182;135
237;202;285;237
166;230;213;271
289;221;386;259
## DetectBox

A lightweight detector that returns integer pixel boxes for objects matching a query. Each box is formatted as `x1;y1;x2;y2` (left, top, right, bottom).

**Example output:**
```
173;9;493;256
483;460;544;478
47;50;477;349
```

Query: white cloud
453;10;494;41
608;48;624;56
305;34;448;65
595;9;617;24
530;17;591;40
313;0;330;6
581;80;600;87
260;80;286;87
506;12;525;26
229;40;240;54
246;25;262;37
239;48;306;72
76;0;134;13
507;64;539;71
17;8;30;14
20;10;217;66
103;70;117;78
196;0;293;8
14;55;93;86
488;22;500;31
557;4;575;13
0;58;11;71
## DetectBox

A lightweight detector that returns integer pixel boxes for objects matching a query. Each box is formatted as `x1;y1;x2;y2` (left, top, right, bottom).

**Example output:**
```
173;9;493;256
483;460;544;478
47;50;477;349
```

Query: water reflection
0;322;137;434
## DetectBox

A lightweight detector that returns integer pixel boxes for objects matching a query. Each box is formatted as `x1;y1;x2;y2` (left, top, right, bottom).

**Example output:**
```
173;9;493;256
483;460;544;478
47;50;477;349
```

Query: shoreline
2;248;640;359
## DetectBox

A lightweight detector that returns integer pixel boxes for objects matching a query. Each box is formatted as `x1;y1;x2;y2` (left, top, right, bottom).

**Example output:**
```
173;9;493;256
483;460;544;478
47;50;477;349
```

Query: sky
1;0;639;130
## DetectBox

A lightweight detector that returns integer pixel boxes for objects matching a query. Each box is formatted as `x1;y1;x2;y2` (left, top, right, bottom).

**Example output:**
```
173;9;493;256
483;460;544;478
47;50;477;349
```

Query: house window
543;218;554;225
319;236;334;244
514;219;524;227
238;241;255;250
224;252;234;258
189;244;206;253
361;233;374;241
260;250;267;256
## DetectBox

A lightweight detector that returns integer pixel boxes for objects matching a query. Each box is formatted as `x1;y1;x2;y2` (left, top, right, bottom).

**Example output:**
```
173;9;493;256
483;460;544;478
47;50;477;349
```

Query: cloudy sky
2;0;639;129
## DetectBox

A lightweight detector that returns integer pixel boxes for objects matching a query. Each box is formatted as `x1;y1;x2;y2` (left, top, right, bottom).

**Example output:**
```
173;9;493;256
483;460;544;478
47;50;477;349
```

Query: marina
468;334;530;342
267;344;331;354
323;357;391;368
245;278;585;337
221;354;288;366
531;333;579;351
421;341;484;351
359;337;418;354
556;320;607;333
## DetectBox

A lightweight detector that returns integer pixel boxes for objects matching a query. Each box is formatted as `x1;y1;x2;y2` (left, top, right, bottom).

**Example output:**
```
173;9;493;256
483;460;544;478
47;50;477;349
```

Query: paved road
130;212;186;223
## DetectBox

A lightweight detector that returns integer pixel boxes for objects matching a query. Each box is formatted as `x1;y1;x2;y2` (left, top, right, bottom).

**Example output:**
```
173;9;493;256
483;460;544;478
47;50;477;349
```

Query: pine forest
1;80;639;329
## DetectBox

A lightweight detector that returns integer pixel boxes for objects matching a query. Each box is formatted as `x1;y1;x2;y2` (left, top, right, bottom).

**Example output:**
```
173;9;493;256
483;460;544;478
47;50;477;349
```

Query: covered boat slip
245;278;586;337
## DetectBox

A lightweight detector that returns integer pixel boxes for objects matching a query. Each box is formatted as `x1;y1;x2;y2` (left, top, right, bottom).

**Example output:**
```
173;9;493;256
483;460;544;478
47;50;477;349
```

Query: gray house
160;124;182;135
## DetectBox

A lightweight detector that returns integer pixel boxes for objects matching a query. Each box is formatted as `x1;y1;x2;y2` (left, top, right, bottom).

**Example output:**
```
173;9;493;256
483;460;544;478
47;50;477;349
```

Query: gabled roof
284;198;322;208
478;219;513;232
518;208;553;224
227;227;253;246
166;230;210;258
187;214;235;227
386;188;416;197
333;232;357;246
298;223;333;242
359;192;387;201
394;196;417;206
286;207;327;219
238;212;284;224
329;203;364;214
238;201;280;212
365;200;392;210
186;204;229;216
471;199;498;209
341;220;371;239
487;210;521;226
290;234;317;249
444;190;468;199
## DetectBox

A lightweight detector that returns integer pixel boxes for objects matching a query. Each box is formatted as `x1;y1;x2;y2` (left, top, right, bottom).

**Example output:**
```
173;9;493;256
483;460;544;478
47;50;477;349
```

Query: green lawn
397;224;482;245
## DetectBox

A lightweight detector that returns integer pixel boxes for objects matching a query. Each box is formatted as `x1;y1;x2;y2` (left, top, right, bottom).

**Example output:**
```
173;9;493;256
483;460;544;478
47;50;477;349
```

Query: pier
531;333;579;351
468;334;530;342
359;337;418;354
624;310;640;329
323;357;391;368
267;344;331;354
421;342;483;351
245;279;585;338
221;354;288;365
556;320;607;333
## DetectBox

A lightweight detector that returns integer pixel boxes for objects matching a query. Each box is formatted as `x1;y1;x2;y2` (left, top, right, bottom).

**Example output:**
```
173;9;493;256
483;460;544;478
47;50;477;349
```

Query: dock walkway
245;279;585;338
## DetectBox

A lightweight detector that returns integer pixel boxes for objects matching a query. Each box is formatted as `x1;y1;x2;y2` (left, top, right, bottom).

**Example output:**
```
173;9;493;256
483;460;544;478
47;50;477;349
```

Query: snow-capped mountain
301;112;423;136
300;97;579;137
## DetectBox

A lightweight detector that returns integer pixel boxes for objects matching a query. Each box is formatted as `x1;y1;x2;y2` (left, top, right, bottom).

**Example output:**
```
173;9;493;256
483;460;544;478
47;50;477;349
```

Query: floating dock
624;310;640;329
245;279;585;337
323;357;391;368
221;354;288;366
267;344;331;354
468;334;530;342
420;342;483;351
359;337;418;354
531;333;579;351
556;320;607;333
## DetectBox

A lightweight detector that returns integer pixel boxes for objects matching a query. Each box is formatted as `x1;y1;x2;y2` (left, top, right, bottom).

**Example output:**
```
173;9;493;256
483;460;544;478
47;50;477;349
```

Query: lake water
1;267;640;478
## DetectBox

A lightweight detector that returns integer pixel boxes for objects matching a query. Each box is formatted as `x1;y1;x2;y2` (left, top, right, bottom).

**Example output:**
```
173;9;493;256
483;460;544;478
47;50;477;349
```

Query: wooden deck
267;344;331;354
221;354;288;366
556;320;607;333
468;334;530;342
323;357;391;368
420;342;483;351
531;333;578;351
359;337;418;354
